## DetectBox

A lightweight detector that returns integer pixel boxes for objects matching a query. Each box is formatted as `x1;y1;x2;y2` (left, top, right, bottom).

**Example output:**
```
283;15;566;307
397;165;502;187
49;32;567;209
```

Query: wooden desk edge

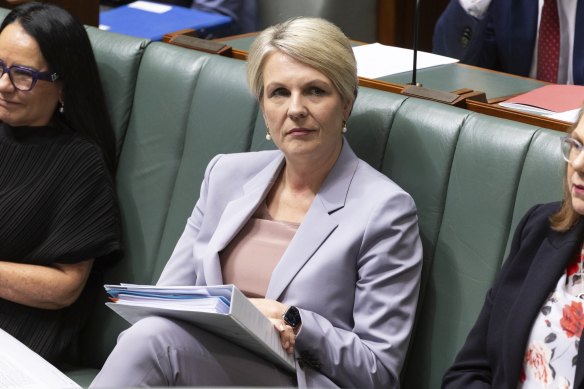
466;100;572;132
175;31;573;132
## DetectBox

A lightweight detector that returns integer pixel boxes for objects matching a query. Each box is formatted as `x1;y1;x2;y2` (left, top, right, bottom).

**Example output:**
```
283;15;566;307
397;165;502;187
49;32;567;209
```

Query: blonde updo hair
246;17;358;105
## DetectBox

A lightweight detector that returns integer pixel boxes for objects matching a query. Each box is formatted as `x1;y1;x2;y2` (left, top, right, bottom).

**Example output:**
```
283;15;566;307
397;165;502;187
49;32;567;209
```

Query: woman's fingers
269;318;296;354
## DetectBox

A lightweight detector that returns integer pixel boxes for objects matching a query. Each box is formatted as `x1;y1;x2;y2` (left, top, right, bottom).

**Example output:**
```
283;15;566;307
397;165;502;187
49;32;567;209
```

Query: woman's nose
0;72;15;92
572;150;584;171
287;94;307;119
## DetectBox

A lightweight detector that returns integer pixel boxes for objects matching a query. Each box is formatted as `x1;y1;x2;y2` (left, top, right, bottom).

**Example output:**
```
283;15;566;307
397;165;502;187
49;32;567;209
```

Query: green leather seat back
86;27;149;151
383;98;468;387
504;129;565;258
152;45;261;279
383;99;467;278
71;30;150;369
398;108;565;388
81;44;263;367
346;87;407;170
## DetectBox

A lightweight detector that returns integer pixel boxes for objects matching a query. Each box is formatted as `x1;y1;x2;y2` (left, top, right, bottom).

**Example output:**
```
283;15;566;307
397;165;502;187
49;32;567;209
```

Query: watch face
283;306;301;328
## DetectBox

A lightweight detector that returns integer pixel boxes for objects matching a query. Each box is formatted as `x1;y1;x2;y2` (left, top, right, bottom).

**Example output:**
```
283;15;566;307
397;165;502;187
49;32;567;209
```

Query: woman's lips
0;98;18;108
288;128;313;136
572;183;584;195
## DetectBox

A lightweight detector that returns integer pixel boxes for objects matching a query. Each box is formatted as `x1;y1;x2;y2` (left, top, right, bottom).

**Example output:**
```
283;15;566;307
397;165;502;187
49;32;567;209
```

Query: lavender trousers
90;316;296;387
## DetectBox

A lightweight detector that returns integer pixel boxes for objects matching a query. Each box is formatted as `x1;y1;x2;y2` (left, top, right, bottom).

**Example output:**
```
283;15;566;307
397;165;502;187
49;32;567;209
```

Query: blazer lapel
203;154;285;285
502;222;584;384
266;140;359;300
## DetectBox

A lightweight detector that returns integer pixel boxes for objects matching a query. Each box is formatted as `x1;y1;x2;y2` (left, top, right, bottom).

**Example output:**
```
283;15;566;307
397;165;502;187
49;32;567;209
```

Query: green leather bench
0;8;565;387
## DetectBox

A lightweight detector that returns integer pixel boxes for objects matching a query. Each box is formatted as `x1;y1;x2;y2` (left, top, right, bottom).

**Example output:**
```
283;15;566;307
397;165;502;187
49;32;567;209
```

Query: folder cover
500;84;584;114
105;284;296;373
99;1;232;41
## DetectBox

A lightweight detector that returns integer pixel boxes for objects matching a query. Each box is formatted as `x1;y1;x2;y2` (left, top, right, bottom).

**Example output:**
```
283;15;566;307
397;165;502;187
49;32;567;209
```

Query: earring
342;121;347;134
59;101;65;114
265;130;272;141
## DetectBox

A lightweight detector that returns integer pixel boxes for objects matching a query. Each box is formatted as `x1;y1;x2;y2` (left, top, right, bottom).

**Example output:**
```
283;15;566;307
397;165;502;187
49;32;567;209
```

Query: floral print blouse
519;249;584;388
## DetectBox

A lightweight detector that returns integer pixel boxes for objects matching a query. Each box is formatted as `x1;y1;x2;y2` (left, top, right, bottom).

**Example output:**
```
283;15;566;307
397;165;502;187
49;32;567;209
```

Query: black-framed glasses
0;59;59;91
561;136;584;163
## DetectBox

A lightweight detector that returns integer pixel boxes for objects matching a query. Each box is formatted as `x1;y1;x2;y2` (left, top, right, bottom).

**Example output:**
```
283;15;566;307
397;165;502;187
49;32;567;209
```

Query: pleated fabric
0;122;121;363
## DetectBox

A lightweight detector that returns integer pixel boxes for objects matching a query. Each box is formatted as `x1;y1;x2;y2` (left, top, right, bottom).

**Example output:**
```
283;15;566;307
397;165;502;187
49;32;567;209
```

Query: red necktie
536;0;560;83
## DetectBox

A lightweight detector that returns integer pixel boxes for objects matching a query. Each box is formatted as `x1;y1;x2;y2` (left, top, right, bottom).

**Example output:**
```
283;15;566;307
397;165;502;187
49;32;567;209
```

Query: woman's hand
250;298;297;354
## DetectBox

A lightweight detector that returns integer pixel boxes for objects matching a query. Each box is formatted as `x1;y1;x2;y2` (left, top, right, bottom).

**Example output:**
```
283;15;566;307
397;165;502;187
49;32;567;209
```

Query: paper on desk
0;329;81;389
499;84;584;123
128;1;172;13
352;43;459;79
545;108;581;123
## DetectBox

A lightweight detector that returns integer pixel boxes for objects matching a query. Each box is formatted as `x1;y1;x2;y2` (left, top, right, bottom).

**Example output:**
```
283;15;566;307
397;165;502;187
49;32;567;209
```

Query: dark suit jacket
433;0;584;85
443;202;584;388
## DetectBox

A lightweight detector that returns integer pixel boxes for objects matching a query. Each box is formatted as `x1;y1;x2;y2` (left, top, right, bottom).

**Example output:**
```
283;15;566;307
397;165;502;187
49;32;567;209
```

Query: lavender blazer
157;140;423;388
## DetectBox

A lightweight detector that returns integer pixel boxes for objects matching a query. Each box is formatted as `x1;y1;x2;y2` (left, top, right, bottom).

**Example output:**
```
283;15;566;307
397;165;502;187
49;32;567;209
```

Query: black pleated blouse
0;122;121;363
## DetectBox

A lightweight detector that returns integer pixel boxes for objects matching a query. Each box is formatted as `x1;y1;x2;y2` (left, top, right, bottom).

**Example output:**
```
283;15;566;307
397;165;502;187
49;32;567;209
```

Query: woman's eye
309;87;325;96
270;88;289;97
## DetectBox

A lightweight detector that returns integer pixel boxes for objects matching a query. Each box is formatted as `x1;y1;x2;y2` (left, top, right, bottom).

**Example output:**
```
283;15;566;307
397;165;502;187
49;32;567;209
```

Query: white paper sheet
546;108;581;123
128;1;172;14
352;43;459;79
0;329;81;389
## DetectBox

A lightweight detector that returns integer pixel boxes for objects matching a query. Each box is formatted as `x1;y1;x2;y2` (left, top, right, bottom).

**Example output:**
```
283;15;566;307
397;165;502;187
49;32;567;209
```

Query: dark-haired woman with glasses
0;2;120;365
444;110;584;388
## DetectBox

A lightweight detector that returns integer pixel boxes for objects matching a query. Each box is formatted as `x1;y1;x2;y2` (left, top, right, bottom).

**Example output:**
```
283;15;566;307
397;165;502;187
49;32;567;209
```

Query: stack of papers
105;284;231;313
499;84;584;123
0;329;80;389
105;284;296;372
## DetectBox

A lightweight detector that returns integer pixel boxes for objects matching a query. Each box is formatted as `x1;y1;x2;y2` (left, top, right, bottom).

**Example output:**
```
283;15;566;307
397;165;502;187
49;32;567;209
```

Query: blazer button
460;26;472;47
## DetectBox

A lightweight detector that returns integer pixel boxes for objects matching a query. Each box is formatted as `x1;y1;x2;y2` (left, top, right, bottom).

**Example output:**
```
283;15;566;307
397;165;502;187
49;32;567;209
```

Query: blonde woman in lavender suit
92;17;422;388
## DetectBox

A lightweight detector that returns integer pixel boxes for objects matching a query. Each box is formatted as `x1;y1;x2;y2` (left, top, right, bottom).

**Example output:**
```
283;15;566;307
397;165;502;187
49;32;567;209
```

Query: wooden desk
165;31;572;132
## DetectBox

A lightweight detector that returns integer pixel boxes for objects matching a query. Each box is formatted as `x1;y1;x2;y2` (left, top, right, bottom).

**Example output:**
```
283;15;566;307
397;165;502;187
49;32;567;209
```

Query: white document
105;284;296;373
498;104;581;123
0;329;81;389
352;43;459;79
128;1;172;13
546;108;581;123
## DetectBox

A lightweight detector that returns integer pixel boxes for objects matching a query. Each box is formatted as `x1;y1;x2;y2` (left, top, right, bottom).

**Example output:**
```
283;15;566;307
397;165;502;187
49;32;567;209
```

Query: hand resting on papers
250;298;296;355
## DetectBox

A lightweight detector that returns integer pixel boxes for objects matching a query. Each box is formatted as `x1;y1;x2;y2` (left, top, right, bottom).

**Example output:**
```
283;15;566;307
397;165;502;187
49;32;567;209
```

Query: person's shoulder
353;158;411;197
524;201;562;224
512;201;563;244
533;201;562;215
54;132;113;188
207;150;281;174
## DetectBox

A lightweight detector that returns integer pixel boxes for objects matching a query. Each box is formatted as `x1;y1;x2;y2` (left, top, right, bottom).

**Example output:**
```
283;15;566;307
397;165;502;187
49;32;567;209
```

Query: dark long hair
1;2;117;174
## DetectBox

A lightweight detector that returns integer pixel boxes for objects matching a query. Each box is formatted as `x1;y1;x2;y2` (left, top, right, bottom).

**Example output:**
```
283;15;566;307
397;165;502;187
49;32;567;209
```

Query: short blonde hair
246;17;358;104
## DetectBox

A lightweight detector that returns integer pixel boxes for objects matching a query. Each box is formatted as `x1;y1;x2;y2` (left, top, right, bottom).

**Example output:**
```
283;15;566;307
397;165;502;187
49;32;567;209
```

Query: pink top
220;203;299;298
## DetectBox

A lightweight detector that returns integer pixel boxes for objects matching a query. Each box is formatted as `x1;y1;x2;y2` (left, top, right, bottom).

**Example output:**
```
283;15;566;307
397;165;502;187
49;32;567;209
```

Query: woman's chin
571;197;584;216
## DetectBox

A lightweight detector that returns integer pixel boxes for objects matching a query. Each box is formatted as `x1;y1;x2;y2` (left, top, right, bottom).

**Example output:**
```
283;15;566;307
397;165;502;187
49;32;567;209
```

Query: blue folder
99;1;233;41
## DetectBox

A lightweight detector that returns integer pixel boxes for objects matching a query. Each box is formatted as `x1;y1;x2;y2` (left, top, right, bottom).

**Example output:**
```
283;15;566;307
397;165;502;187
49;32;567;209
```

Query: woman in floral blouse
443;110;584;389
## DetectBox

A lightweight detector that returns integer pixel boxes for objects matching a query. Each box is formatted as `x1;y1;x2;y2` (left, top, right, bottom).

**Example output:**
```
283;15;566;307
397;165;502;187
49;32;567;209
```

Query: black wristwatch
282;305;301;328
